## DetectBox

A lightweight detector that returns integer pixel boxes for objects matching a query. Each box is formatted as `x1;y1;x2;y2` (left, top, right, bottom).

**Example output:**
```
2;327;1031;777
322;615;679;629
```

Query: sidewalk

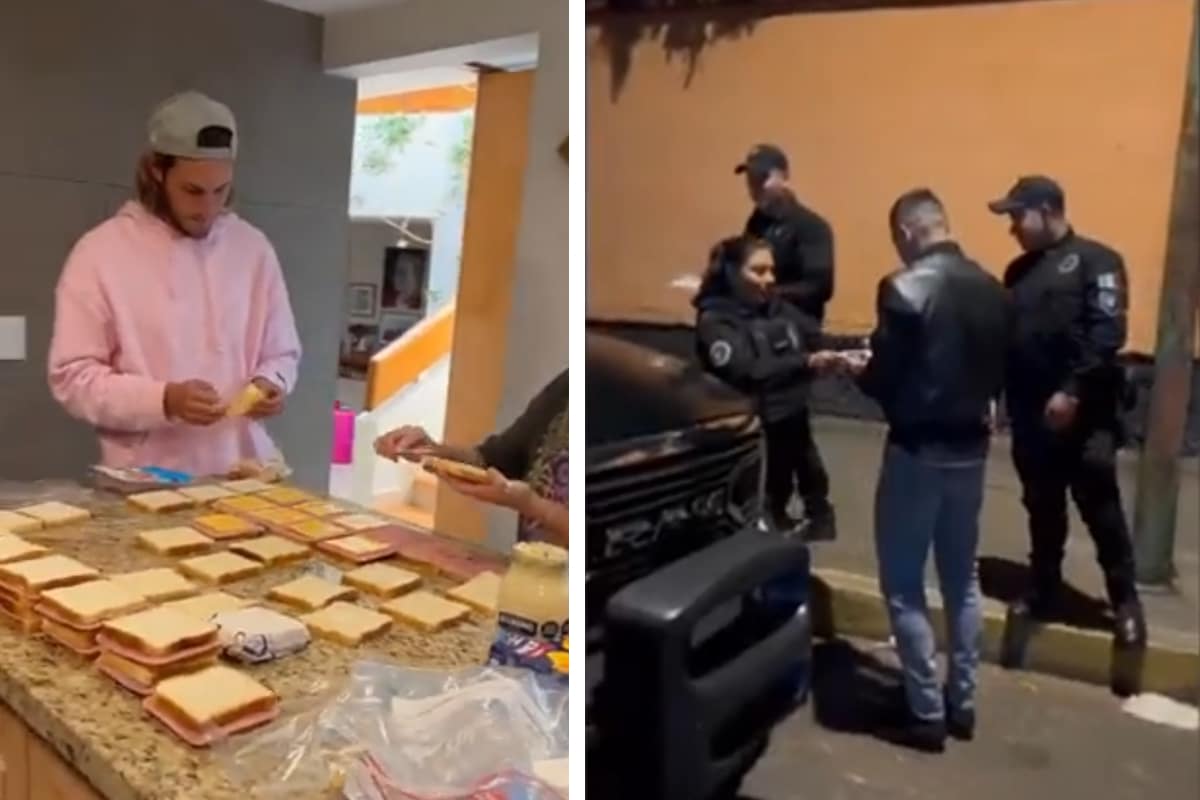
810;416;1199;649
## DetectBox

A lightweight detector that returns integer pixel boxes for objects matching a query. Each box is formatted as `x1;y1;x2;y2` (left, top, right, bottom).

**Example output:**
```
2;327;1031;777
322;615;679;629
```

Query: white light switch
0;317;26;361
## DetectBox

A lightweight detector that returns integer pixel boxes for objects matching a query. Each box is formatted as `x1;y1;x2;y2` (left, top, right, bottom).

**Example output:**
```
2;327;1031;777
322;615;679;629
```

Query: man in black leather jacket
736;144;835;538
847;189;1008;752
988;175;1144;646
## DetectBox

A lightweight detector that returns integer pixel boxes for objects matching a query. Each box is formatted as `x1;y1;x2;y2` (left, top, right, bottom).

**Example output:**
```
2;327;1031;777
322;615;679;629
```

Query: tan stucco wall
587;0;1194;353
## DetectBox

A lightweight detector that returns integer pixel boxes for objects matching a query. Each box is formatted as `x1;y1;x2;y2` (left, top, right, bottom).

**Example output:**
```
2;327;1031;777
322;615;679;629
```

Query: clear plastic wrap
219;661;568;799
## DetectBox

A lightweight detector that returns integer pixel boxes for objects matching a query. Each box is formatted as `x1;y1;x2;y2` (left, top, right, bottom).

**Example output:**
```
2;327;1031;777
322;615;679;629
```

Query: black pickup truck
586;325;813;800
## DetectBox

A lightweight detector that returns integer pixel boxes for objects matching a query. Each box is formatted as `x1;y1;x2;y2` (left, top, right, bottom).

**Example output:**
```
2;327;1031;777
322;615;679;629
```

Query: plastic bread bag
219;661;567;799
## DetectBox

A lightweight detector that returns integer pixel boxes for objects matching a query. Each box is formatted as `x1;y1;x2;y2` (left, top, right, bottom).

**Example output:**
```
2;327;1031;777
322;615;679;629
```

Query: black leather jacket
694;294;820;424
744;196;834;322
858;242;1009;458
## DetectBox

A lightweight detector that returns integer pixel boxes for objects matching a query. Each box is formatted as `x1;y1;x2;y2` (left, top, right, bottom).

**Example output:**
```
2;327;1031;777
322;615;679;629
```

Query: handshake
808;349;871;376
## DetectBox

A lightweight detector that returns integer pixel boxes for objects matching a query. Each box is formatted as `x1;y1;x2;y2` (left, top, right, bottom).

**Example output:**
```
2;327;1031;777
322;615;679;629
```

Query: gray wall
0;0;356;489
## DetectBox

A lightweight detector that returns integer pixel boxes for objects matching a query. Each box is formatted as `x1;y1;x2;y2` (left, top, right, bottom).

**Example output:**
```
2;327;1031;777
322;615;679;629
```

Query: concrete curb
812;568;1200;702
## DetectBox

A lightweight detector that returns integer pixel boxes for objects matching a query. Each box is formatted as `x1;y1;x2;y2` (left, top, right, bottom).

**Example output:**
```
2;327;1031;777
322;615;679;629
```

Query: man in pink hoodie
48;91;302;477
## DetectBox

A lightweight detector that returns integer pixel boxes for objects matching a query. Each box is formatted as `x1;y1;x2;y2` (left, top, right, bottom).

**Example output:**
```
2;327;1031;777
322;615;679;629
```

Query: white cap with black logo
147;91;238;160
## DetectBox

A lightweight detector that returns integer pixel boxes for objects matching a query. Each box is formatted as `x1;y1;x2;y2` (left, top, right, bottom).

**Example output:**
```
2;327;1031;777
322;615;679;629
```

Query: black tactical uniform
735;145;835;531
990;177;1142;636
694;280;824;530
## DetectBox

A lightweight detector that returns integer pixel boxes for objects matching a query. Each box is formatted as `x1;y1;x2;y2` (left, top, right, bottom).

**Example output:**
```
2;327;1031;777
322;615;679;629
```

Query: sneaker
947;706;976;741
877;709;947;753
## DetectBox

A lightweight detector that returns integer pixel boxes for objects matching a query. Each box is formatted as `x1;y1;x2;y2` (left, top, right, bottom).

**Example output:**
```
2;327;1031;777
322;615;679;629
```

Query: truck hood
586;329;754;448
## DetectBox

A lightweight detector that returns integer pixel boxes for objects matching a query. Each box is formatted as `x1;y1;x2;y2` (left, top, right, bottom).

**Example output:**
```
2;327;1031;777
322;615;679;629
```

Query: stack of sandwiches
0;555;100;632
36;579;147;655
96;606;221;695
143;663;279;746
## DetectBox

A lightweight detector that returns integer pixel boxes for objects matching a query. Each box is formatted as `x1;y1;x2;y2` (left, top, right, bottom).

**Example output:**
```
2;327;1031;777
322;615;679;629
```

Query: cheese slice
445;571;502;614
193;514;263;541
0;555;99;594
301;602;391;646
257;487;316;506
162;591;253;621
268;575;355;611
343;564;421;598
287;519;346;542
221;479;274;494
0;534;48;564
230;536;310;565
0;510;43;534
381;591;471;632
331;513;389;532
226;383;267;418
178;552;263;585
111;568;198;603
177;485;235;504
127;490;194;514
250;507;311;528
14;502;90;527
137;527;214;556
214;495;277;514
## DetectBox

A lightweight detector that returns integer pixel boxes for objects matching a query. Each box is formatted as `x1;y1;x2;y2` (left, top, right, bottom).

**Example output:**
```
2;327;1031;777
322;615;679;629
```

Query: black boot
1012;572;1062;621
877;707;947;753
798;506;837;543
1113;600;1147;649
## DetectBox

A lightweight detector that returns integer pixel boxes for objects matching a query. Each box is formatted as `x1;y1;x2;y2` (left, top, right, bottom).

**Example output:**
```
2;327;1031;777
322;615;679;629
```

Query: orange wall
436;70;534;542
587;0;1194;353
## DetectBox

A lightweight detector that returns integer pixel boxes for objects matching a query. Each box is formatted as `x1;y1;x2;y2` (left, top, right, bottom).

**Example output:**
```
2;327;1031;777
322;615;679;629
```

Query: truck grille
585;417;761;620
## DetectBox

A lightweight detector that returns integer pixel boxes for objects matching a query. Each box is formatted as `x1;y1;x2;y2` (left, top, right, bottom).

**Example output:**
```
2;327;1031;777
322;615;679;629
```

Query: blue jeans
874;443;986;721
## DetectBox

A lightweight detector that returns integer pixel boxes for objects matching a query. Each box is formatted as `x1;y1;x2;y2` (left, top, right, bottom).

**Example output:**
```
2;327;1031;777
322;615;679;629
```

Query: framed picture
381;247;429;313
347;283;377;319
338;323;379;380
379;311;422;347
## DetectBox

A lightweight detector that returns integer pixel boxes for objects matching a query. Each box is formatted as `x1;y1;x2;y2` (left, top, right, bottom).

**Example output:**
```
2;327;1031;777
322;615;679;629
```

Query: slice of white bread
13;502;90;527
97;648;217;687
137;527;214;556
213;495;277;515
343;564;421;598
267;575;355;611
0;533;48;564
229;536;309;565
177;485;235;504
256;487;316;506
301;602;391;646
111;568;198;603
162;592;253;621
381;591;471;632
331;513;389;532
178;552;263;585
0;555;99;594
220;479;274;494
101;606;218;657
40;579;147;627
321;535;388;558
0;510;42;535
154;664;277;729
192;514;263;541
127;490;194;514
294;501;347;518
444;571;502;614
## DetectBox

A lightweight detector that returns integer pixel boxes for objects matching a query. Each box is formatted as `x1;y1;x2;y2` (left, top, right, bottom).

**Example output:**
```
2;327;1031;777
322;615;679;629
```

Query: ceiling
262;0;404;15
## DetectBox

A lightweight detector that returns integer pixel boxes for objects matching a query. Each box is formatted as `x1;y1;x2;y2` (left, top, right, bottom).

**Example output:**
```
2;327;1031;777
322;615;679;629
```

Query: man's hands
440;467;536;515
374;425;439;462
809;349;871;376
247;377;285;420
1045;391;1079;432
164;380;226;426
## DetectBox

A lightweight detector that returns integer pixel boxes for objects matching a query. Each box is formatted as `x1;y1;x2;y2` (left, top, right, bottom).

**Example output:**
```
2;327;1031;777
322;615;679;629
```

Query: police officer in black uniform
988;175;1145;646
736;144;836;539
693;235;826;533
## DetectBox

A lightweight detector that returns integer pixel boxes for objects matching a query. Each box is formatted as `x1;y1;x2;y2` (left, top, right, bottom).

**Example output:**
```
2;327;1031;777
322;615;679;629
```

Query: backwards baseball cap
734;144;789;178
147;91;238;160
988;175;1064;214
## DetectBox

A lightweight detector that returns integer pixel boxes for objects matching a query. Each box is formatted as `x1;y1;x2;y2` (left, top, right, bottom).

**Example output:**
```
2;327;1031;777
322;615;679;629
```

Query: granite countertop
0;488;496;800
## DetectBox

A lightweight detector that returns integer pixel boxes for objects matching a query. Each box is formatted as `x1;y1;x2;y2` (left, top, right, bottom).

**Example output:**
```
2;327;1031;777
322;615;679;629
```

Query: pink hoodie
48;202;302;477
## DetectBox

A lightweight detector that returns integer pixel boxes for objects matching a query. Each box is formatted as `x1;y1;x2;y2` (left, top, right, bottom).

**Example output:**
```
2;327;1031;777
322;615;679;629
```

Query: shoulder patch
1057;253;1080;274
709;340;733;367
1096;272;1118;290
1097;289;1120;316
